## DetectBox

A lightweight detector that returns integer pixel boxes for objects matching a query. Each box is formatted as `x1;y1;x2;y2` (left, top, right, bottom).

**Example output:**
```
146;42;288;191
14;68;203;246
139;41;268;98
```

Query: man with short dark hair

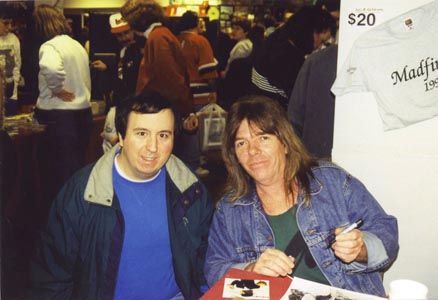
29;90;214;300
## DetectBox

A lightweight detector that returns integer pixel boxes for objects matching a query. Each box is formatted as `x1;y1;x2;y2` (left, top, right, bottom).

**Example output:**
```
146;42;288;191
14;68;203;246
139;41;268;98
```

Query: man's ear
118;133;124;147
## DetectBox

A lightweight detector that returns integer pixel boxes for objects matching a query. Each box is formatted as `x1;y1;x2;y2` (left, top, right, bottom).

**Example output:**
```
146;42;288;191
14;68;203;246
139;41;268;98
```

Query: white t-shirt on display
332;0;438;130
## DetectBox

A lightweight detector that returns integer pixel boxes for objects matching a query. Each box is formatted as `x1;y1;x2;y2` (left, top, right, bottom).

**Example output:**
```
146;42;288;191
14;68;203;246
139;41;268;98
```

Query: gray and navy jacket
29;145;214;300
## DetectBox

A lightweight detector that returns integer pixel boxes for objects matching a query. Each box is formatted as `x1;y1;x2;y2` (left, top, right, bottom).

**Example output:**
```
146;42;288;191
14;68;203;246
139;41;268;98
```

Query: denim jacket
205;162;398;297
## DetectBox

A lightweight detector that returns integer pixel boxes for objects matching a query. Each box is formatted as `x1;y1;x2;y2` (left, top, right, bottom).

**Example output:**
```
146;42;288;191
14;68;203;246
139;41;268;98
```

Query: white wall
333;0;438;298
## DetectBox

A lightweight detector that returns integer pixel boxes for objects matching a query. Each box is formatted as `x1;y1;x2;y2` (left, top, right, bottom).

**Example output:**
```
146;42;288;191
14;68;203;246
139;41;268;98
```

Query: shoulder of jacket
310;161;352;182
166;155;199;192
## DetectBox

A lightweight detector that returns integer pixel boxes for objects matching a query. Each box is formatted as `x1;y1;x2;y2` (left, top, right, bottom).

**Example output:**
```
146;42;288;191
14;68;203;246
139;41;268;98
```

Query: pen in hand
328;219;364;248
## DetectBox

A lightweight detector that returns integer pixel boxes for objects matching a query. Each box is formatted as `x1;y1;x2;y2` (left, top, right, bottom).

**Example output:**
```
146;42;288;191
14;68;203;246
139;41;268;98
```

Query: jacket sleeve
204;200;252;287
193;182;215;289
198;37;218;81
28;183;80;300
342;174;399;273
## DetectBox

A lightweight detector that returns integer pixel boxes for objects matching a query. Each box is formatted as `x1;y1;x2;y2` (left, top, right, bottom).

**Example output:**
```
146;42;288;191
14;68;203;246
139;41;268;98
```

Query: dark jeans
34;107;93;211
4;82;19;116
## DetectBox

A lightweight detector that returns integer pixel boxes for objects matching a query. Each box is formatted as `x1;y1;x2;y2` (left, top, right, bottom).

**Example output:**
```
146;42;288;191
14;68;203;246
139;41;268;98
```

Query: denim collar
231;170;324;207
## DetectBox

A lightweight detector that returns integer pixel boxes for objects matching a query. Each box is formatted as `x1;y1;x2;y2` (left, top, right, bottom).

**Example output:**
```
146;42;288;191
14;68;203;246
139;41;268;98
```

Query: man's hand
245;248;294;277
331;228;368;263
90;60;107;71
183;113;198;131
53;88;75;102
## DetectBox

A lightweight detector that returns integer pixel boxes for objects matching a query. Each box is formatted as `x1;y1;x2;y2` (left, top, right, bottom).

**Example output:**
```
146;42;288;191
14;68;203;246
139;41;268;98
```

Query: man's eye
235;141;245;148
260;135;269;141
159;133;169;139
137;132;147;136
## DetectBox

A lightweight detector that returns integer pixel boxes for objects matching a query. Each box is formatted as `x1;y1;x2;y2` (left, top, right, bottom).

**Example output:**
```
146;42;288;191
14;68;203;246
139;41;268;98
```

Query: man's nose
248;142;260;156
146;136;157;152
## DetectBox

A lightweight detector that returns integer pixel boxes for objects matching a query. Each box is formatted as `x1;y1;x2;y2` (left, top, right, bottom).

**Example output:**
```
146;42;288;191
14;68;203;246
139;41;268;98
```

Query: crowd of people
1;0;400;299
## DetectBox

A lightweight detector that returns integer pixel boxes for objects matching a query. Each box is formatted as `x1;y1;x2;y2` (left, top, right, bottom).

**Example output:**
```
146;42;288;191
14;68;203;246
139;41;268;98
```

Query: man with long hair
205;95;398;297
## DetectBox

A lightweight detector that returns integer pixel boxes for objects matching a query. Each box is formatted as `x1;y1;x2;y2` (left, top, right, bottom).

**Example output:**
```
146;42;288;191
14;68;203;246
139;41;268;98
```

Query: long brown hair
222;95;317;204
121;0;165;33
33;4;71;41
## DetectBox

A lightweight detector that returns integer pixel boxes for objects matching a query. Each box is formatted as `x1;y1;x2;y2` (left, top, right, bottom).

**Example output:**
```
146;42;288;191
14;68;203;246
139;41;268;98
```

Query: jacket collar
143;22;162;39
84;144;198;207
84;144;119;206
231;170;324;207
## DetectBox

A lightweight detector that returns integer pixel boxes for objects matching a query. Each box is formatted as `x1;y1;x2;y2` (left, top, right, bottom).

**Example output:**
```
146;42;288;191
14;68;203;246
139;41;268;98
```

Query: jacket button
184;199;189;205
266;236;273;241
306;229;316;235
195;188;201;194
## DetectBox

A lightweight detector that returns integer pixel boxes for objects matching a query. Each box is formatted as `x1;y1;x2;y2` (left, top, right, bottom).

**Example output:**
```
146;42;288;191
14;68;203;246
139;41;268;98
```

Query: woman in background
33;5;93;206
222;18;253;77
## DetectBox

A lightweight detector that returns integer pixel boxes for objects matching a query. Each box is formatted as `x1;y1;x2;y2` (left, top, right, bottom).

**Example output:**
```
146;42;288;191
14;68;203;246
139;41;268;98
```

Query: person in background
91;13;143;153
177;10;218;176
251;6;335;109
222;18;252;77
121;0;198;132
0;2;21;116
263;15;278;38
220;23;264;110
32;5;93;207
204;19;235;106
197;17;207;35
287;44;338;159
287;0;340;159
204;95;399;297
204;19;235;74
315;0;340;46
29;90;215;300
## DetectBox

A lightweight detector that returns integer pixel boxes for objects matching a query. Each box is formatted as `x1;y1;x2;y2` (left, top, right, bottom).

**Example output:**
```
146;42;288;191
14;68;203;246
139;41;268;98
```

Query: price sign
344;6;386;28
347;12;376;26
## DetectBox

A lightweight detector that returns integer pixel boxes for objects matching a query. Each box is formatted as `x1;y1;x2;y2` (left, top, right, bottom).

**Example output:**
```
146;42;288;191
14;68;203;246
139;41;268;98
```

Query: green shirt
267;206;329;285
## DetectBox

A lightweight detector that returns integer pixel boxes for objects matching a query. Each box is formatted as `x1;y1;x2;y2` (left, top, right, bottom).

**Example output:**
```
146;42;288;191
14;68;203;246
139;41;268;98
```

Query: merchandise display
332;0;438;130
